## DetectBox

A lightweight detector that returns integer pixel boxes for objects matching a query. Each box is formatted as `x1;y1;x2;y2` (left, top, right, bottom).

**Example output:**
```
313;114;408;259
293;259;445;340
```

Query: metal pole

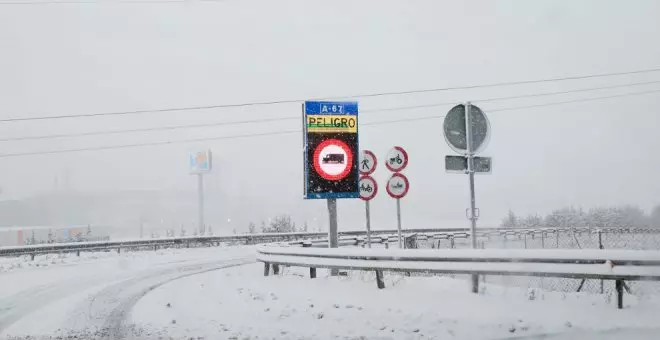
328;198;339;276
198;173;205;235
396;198;403;248
365;200;372;248
465;101;479;293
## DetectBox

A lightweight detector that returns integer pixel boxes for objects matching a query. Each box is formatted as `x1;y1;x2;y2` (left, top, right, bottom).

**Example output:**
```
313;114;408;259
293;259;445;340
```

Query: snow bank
131;264;660;340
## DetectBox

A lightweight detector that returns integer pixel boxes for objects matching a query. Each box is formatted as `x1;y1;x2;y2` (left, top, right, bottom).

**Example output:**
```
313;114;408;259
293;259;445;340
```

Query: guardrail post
615;279;624;309
302;241;316;278
31;253;35;261
264;263;270;276
375;270;385;289
117;247;121;254
450;237;455;249
76;250;80;257
154;245;158;251
273;264;280;275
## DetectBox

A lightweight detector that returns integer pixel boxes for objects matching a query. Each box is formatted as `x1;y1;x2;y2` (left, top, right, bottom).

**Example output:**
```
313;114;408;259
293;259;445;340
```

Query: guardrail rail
257;245;660;309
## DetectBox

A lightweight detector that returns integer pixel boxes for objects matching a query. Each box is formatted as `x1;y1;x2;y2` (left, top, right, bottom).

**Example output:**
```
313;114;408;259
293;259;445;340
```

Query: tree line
247;215;313;234
500;205;660;229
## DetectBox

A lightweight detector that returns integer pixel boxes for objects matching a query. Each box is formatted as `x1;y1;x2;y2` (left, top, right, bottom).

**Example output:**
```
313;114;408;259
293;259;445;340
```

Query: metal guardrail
3;226;658;260
257;245;660;309
0;232;330;259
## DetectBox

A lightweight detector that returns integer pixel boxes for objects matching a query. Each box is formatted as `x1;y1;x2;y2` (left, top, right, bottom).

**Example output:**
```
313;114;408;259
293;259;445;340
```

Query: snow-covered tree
302;221;309;232
248;222;256;234
263;215;296;233
500;210;518;228
518;214;543;229
651;205;660;228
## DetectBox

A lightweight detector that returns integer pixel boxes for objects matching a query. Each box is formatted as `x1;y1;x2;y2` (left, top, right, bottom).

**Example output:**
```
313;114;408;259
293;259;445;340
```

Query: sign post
303;101;359;274
386;172;409;248
359;175;377;247
189;150;212;235
384;145;409;248
359;150;377;248
443;103;491;293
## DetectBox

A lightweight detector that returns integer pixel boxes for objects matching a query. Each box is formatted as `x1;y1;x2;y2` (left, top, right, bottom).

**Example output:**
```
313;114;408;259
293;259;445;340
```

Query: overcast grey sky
1;0;660;231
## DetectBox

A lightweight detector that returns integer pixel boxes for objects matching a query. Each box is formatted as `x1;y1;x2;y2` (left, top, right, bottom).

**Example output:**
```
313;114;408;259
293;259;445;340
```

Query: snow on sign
385;146;408;172
386;172;409;199
359;150;377;175
359;175;378;201
303;101;359;199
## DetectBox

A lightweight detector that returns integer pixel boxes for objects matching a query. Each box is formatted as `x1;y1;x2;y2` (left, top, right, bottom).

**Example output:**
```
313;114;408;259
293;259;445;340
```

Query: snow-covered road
0;246;256;339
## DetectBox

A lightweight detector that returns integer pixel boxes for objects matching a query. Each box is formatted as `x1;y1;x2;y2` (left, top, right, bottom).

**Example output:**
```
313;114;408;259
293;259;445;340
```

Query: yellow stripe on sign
307;115;358;133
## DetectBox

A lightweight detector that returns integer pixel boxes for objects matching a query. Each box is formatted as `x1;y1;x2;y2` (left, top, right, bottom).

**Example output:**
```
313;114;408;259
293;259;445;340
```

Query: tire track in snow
70;257;255;339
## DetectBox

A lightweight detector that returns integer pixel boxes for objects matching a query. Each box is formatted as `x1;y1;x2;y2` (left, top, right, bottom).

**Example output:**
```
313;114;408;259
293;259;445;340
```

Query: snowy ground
131;265;660;340
0;246;256;339
1;246;660;339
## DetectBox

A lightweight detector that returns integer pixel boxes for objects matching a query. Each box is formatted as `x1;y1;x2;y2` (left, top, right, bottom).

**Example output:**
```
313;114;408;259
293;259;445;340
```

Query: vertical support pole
615;279;624;309
523;233;528;249
396;198;403;248
327;198;339;276
556;230;560;248
117;247;121;254
198;173;205;235
465;102;479;294
273;264;280;275
541;232;545;248
264;263;270;276
599;230;604;294
375;270;385;289
365;201;372;249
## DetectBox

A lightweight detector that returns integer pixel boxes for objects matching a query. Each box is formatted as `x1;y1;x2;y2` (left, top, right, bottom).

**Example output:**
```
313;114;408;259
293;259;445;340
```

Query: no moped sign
385;146;408;172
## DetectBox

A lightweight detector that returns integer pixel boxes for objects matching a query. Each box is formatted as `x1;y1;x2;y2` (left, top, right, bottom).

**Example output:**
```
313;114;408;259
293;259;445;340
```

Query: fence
394;228;660;297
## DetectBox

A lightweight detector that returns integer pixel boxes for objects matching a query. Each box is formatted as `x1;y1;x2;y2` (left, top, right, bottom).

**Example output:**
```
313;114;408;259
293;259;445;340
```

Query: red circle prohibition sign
313;139;354;181
386;172;410;199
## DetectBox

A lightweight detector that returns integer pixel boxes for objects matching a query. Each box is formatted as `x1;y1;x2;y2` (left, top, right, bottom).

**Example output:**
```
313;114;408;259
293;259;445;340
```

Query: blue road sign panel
303;101;360;199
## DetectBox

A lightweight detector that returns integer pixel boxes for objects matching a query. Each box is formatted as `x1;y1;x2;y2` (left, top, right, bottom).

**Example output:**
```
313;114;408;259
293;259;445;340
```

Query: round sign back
359;175;378;201
359;150;377;175
386;173;409;199
443;104;490;155
313;139;354;181
385;146;408;172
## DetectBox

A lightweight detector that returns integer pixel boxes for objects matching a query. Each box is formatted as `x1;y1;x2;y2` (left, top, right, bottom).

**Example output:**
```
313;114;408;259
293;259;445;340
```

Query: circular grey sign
443;104;490;155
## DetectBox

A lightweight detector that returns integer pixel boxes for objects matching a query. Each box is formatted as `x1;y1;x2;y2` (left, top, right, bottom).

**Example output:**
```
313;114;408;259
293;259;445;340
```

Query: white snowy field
131;265;660;340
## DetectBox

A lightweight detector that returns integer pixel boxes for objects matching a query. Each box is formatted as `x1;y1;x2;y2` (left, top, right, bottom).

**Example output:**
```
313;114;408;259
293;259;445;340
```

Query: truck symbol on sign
322;153;345;164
